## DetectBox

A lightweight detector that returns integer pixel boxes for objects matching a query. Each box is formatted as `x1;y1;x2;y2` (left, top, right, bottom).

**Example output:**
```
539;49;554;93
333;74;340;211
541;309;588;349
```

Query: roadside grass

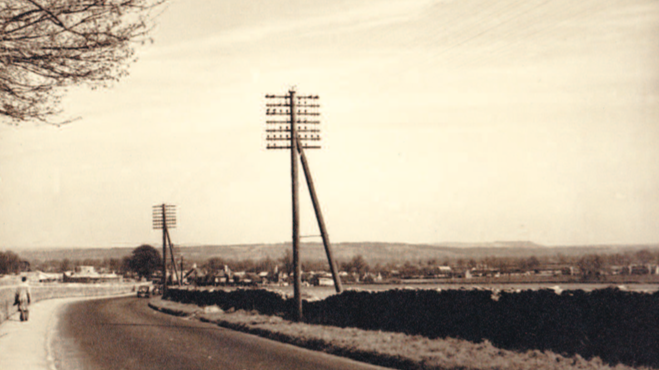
151;298;648;370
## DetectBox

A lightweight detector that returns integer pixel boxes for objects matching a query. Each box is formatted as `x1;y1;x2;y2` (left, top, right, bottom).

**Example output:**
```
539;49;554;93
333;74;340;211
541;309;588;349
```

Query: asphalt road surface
54;296;390;370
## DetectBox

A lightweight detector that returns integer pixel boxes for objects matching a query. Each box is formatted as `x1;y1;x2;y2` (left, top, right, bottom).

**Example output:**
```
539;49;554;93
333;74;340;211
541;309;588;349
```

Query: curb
147;299;199;317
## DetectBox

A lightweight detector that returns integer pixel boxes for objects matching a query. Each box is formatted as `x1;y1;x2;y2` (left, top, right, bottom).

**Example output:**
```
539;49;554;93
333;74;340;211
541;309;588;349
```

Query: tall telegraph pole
265;88;342;321
289;89;301;320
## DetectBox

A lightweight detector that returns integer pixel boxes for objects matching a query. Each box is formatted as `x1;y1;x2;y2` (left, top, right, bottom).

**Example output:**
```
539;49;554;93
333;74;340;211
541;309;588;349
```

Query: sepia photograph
1;0;658;369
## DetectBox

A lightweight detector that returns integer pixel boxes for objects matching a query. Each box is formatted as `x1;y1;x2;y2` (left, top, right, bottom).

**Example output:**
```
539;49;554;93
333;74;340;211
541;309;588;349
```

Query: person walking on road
14;276;31;322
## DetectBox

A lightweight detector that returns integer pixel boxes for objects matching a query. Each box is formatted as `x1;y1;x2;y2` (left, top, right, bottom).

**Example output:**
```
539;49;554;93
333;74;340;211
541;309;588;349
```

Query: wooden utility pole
153;204;177;294
289;88;302;320
265;88;342;321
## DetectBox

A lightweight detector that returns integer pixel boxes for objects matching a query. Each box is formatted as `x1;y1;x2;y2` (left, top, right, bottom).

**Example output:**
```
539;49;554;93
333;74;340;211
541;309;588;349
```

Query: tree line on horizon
0;245;161;278
0;251;30;275
2;245;658;279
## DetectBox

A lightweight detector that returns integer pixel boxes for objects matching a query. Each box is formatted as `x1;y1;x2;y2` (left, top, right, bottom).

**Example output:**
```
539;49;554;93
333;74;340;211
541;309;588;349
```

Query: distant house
316;277;334;286
309;272;335;286
535;268;564;276
361;272;383;283
63;265;122;283
629;265;653;275
76;265;95;274
36;271;62;283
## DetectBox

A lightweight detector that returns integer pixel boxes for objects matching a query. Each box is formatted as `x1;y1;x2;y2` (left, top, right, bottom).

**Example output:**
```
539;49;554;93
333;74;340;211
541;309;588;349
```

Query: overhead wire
429;0;554;67
420;0;510;48
453;0;581;66
426;0;527;53
348;0;628;98
370;0;531;84
374;0;545;73
463;1;614;69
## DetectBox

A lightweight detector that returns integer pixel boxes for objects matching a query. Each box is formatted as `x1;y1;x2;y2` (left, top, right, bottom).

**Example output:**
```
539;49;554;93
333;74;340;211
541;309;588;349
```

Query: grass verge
149;297;650;370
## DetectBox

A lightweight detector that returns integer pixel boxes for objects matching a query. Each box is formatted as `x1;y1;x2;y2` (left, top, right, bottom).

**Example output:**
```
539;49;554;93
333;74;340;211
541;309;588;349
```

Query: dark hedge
164;287;659;368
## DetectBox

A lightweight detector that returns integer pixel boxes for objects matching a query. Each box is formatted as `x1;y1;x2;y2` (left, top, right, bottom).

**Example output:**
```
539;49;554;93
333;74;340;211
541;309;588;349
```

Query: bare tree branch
0;0;165;124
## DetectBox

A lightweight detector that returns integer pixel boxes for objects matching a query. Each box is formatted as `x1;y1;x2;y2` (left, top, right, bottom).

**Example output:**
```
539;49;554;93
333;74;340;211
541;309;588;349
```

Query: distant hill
13;241;659;264
17;247;134;263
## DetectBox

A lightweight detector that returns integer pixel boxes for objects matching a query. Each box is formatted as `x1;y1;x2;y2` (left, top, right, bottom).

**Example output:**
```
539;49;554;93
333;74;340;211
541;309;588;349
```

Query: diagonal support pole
165;229;181;286
296;139;343;293
161;204;167;294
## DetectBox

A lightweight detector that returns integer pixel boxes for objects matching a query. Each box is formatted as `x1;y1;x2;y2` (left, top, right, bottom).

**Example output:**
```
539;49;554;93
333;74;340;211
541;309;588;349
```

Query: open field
268;282;659;300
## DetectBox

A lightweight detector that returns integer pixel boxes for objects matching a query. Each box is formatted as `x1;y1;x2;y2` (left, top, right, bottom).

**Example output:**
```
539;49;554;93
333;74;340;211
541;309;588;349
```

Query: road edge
147;297;416;369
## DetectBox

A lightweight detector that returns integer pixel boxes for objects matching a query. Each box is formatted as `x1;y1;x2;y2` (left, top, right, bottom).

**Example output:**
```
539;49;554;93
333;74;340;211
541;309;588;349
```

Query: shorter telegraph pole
153;204;177;294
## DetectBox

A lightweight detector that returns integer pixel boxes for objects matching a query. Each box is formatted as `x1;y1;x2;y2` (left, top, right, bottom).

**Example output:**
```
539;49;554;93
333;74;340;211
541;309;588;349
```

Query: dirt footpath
0;294;133;370
0;298;73;370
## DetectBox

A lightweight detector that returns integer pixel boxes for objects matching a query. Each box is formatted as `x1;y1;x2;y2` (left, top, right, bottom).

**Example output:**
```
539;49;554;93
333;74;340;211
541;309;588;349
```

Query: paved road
54;296;390;370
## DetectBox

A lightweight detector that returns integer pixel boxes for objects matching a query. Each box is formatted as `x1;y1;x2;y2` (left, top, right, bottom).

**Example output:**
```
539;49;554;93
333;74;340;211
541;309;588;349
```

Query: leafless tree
0;0;165;124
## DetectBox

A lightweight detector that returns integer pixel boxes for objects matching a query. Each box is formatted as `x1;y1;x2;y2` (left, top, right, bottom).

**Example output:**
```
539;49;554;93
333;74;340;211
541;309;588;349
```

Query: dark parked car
137;286;150;298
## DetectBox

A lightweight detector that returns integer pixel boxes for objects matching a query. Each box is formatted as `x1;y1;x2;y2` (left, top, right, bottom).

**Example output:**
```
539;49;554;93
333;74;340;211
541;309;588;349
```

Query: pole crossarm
268;137;320;141
267;144;321;150
266;128;319;133
266;120;319;124
152;204;176;229
265;91;322;150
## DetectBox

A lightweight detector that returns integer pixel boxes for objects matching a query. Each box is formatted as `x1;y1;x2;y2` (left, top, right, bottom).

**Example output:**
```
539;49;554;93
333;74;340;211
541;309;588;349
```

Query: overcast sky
1;0;658;249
